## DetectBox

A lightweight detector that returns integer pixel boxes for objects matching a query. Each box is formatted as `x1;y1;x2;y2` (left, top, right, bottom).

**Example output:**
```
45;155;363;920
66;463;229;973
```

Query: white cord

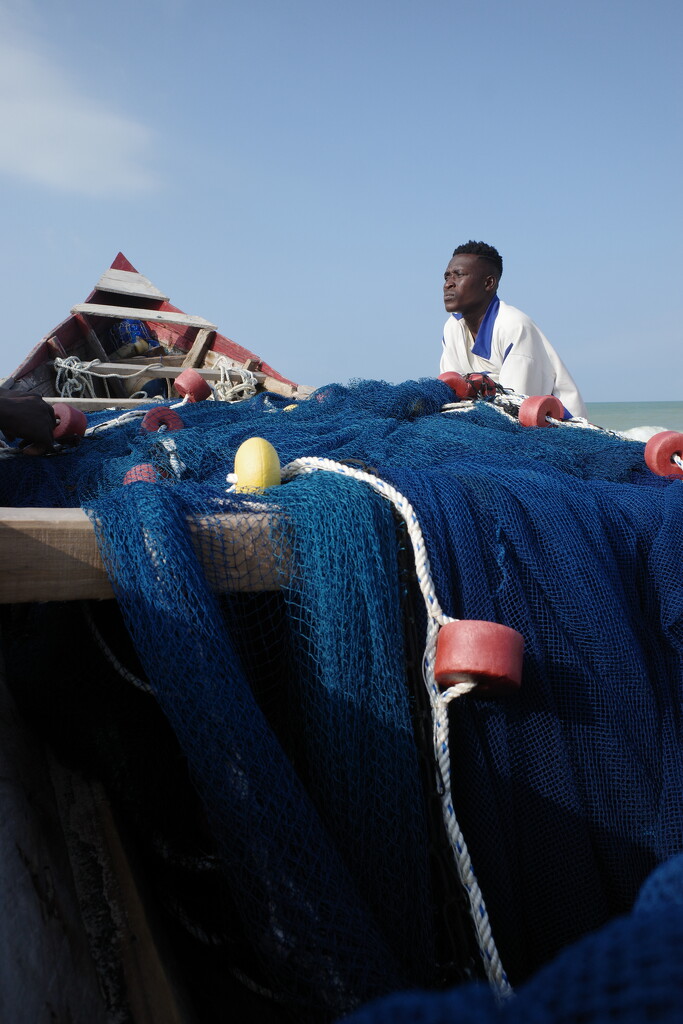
211;359;258;403
281;455;511;997
54;356;101;399
81;601;153;694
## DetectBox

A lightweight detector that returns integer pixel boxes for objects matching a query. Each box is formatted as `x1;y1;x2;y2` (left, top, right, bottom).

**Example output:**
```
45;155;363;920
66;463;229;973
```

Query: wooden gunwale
0;506;282;604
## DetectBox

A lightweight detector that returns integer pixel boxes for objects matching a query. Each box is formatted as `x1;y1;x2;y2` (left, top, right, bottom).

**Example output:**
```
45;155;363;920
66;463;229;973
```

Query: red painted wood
110;252;138;272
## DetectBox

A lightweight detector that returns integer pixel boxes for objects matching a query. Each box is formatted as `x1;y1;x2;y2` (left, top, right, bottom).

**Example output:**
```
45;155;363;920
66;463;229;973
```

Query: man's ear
485;275;497;292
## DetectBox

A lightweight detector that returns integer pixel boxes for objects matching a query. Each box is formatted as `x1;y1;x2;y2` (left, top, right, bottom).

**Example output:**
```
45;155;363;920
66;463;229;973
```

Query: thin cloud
0;19;160;196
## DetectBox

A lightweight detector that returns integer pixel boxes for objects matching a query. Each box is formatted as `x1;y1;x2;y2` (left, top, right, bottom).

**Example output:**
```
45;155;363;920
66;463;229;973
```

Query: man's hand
0;393;57;452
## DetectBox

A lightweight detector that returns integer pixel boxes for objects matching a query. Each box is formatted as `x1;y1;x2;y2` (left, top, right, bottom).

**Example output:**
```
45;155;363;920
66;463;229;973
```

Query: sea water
586;401;683;435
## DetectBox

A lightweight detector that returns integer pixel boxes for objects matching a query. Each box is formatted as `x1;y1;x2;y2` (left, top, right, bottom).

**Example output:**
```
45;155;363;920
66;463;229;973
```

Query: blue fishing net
341;853;683;1023
2;378;682;1020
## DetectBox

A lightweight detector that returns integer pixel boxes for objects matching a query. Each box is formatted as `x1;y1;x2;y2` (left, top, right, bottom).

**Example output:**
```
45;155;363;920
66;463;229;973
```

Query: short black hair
452;241;503;279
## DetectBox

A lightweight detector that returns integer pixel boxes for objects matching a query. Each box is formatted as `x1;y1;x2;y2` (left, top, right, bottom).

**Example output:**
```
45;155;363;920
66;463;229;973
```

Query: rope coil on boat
211;360;259;403
281;455;512;998
54;356;102;399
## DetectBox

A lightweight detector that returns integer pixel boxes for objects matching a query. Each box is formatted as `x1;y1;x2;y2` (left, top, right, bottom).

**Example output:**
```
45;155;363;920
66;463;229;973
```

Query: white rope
281;455;511;997
211;359;259;403
54;356;101;399
85;399;189;436
81;602;153;694
157;432;187;478
86;408;150;435
441;388;639;441
55;355;179;403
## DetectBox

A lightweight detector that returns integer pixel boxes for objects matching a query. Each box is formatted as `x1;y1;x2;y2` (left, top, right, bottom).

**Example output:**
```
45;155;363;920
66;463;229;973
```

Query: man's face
443;254;496;315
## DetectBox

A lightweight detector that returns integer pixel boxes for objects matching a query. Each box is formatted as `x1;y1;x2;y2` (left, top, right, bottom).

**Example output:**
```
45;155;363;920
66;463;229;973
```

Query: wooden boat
3;252;310;407
0;256;314;1023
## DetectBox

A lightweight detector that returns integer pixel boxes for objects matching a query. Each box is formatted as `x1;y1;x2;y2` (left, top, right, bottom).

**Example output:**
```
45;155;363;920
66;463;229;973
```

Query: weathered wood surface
181;328;217;369
0;658;194;1022
82;361;228;382
72;305;216;331
0;669;109;1023
48;757;191;1023
0;507;283;603
0;508;114;602
95;267;169;301
45;397;163;411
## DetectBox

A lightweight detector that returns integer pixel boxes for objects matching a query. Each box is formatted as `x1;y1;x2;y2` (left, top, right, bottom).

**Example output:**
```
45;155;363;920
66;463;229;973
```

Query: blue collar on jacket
452;295;500;359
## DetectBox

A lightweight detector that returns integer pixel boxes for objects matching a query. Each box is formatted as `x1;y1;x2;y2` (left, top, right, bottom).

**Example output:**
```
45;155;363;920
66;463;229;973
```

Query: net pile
342;853;683;1024
2;378;682;1021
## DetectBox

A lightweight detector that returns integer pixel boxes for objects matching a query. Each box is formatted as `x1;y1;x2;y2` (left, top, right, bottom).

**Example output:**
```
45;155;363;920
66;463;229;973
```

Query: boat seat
94;267;170;302
72;304;216;331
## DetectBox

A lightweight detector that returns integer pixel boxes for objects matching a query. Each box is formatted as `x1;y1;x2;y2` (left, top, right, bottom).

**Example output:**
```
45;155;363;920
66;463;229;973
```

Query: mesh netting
3;378;682;1020
342;853;683;1023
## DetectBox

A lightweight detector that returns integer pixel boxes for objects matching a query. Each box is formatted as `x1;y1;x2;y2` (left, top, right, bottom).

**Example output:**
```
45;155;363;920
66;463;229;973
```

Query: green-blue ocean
585;401;683;433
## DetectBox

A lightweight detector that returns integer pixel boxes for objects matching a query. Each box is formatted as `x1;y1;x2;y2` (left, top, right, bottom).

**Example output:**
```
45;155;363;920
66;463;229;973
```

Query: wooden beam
181;328;217;369
47;362;299;401
48;758;191;1023
0;508;114;602
95;267;169;301
80;362;226;383
73;305;216;331
0;674;110;1022
44;397;159;411
0;507;283;603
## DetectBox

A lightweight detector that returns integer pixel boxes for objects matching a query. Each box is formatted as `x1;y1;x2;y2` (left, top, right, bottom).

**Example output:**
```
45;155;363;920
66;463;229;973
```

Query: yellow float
234;437;282;493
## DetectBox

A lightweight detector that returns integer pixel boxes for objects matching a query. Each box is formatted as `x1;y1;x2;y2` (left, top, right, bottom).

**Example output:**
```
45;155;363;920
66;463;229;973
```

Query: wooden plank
181;328;217;370
48;759;192;1023
45;335;68;359
48;362;299;400
95;268;169;301
0;508;114;602
73;305;216;331
0;672;109;1023
45;397;161;411
241;357;262;371
0;507;283;603
84;362;226;383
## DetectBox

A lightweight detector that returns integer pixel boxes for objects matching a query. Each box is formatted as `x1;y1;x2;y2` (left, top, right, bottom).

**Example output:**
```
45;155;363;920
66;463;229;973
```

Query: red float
174;368;212;403
434;620;524;696
52;403;87;440
466;373;497;399
123;463;158;485
518;394;565;427
438;371;475;400
140;407;185;433
644;431;683;478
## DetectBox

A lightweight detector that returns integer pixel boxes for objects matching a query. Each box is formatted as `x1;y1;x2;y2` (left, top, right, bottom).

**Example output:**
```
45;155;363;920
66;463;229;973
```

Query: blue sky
0;0;680;401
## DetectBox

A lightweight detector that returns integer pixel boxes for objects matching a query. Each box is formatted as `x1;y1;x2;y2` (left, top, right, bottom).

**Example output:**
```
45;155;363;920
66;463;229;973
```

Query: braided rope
55;356;175;403
281;455;511;996
54;356;101;398
86;408;149;435
81;601;153;694
211;359;258;403
441;390;641;441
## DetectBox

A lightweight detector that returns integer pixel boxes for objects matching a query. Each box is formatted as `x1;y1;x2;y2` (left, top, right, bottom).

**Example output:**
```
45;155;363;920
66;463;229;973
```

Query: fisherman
0;391;56;452
440;241;587;419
